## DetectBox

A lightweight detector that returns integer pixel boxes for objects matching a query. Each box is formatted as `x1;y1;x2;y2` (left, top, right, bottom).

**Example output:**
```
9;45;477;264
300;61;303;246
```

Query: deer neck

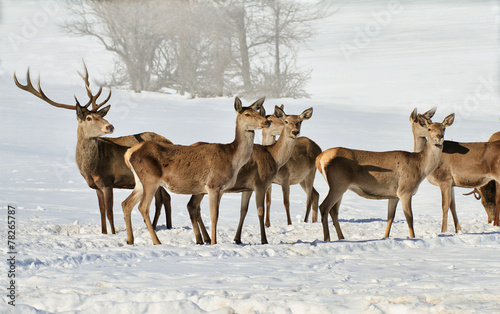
413;135;427;153
267;130;296;169
230;125;257;172
75;125;100;176
262;130;277;146
419;139;443;177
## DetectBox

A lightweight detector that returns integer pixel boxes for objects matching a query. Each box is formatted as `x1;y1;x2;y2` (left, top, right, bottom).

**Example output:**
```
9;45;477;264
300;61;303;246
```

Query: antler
14;69;77;110
14;61;112;112
463;188;481;200
76;60;111;111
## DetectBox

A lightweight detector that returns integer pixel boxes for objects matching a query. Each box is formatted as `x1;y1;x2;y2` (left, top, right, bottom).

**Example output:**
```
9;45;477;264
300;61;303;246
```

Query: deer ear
259;105;266;117
410;108;418;122
423;107;437;119
442;113;455;128
234;97;243;113
97;105;111;117
274;105;285;120
249;96;266;111
76;104;87;121
300;107;313;121
417;115;430;127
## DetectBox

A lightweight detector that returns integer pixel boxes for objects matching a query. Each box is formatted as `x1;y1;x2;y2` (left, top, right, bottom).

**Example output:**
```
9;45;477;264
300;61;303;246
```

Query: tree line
65;0;332;98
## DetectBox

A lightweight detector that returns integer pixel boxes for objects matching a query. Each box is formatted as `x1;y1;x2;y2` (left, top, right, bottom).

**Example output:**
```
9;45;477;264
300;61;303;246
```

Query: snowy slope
1;0;500;313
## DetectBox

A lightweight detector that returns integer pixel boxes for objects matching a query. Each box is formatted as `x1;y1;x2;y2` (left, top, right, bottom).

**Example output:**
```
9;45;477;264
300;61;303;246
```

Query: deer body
317;113;454;241
424;141;500;228
77;130;173;234
122;97;269;245
428;142;498;188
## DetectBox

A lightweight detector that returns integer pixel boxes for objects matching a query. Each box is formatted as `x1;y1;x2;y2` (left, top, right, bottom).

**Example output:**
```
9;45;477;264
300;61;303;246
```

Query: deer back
284;137;322;184
431;141;499;188
129;141;249;195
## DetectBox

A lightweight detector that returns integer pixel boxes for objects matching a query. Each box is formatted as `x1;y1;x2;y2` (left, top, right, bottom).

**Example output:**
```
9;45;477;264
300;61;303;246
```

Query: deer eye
86;116;92;121
285;120;289;124
427;128;431;131
245;113;250;117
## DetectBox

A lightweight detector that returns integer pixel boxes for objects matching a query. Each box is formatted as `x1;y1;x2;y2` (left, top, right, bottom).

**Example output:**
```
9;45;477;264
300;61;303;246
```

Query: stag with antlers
14;62;173;234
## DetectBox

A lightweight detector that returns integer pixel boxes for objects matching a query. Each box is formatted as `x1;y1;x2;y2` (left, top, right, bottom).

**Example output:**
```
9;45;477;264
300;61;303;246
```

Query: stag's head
274;105;313;139
76;104;114;137
14;61;114;138
234;97;271;131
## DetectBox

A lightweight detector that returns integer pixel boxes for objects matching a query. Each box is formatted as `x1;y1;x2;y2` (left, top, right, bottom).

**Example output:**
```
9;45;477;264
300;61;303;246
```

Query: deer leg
440;185;452;232
234;191;253;245
329;197;344;240
102;186;116;234
281;181;292;225
264;185;272;228
137;184;162;245
311;188;319;223
400;195;415;238
121;187;143;245
162;188;172;229
495;182;500;226
187;194;205;245
384;198;399;238
96;189;107;234
255;187;269;244
197;214;211;244
152;188;162;230
208;189;222;245
449;188;461;232
301;174;314;223
319;187;345;242
302;181;312;223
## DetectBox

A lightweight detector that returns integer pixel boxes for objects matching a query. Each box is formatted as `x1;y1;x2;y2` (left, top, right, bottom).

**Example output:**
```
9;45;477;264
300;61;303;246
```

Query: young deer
316;113;455;241
14;64;172;234
261;105;322;227
121;97;270;245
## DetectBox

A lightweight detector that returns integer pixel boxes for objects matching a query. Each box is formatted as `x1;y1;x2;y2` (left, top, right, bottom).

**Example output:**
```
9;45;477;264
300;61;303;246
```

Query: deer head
274;105;313;139
418;113;454;148
234;97;270;131
262;104;286;138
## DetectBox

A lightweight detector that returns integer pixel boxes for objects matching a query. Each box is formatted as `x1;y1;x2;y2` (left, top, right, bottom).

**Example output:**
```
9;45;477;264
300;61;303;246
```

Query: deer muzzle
106;124;115;134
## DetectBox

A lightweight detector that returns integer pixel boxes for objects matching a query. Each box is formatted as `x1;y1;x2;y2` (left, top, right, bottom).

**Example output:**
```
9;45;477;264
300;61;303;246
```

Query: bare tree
250;0;332;98
64;0;330;98
65;0;166;92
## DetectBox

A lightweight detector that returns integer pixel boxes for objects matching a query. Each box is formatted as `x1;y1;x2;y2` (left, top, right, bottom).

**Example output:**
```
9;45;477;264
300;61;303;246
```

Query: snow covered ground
1;0;500;313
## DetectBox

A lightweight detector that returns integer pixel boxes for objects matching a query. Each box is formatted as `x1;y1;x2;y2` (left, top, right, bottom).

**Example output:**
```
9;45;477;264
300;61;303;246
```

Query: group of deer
317;108;500;241
15;63;500;245
14;63;321;245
